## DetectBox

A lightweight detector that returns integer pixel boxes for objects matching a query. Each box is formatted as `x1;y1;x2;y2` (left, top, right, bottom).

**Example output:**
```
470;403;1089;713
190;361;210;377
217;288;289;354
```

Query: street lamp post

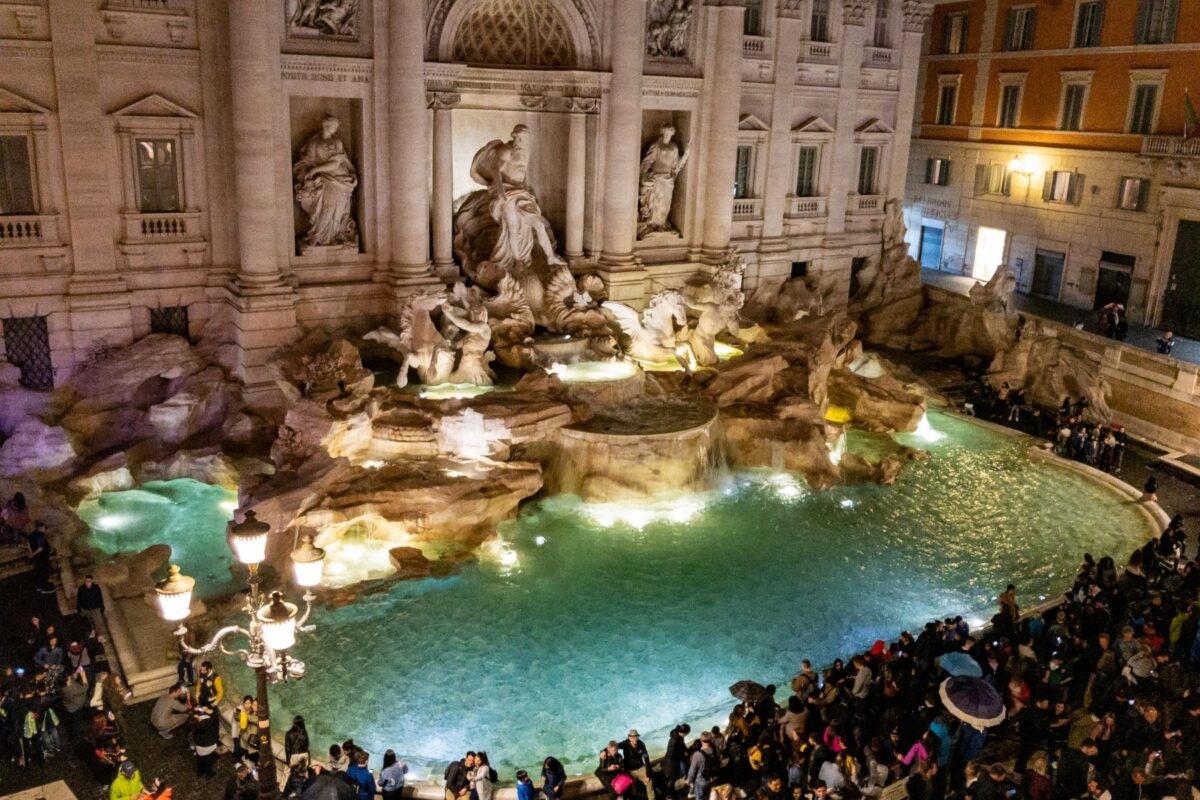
154;512;325;800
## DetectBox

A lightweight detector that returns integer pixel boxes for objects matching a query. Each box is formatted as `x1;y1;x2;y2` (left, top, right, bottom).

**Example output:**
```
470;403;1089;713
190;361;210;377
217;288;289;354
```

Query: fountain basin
545;400;720;502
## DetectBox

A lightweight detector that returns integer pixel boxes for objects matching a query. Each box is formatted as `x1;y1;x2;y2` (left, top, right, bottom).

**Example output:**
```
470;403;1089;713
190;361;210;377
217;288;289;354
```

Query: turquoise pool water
260;412;1153;779
77;479;238;600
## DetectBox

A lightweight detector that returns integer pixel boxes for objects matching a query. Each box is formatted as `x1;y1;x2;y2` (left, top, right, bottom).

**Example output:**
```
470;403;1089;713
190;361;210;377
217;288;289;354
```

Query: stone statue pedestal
298;241;359;258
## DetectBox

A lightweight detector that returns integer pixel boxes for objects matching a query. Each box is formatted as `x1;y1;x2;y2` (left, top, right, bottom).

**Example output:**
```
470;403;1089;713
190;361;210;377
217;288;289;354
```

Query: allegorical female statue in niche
637;124;689;238
293;114;359;252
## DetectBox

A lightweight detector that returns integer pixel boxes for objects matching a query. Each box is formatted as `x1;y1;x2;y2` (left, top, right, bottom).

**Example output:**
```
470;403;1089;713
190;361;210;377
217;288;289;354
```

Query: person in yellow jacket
109;760;143;800
193;661;224;708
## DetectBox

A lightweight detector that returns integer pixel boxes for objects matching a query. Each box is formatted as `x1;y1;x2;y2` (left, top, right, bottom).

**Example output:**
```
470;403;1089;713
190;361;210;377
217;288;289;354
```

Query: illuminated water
262;412;1153;778
77;479;238;600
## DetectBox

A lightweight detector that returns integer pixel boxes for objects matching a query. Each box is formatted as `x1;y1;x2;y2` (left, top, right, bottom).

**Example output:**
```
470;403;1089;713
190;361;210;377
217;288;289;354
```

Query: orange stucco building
903;0;1200;334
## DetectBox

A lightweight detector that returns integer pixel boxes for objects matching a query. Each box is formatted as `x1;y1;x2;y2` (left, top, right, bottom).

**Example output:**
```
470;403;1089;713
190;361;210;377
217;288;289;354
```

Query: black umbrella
729;680;773;703
301;773;357;800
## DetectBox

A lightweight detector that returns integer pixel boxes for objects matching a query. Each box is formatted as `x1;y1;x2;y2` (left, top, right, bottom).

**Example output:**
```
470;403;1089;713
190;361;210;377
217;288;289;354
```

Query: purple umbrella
938;675;1006;728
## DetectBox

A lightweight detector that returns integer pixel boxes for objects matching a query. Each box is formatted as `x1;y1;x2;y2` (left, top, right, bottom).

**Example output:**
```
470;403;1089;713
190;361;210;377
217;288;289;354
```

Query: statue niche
637;123;688;239
293;114;359;255
452;124;610;354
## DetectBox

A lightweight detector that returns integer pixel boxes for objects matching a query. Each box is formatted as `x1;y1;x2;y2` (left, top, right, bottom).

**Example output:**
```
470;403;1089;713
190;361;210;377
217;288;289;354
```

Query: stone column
700;0;747;264
47;0;132;366
389;0;439;289
887;1;933;202
227;0;285;290
824;0;868;234
756;6;805;287
598;0;647;274
565;105;588;262
223;0;297;403
429;92;461;278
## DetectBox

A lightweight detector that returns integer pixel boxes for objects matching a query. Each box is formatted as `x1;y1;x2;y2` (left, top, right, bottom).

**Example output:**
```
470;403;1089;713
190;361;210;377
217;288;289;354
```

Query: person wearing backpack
687;731;719;800
445;752;475;800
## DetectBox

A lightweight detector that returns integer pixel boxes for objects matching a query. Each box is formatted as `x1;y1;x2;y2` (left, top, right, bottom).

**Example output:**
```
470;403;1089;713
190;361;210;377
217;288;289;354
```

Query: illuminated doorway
972;226;1006;281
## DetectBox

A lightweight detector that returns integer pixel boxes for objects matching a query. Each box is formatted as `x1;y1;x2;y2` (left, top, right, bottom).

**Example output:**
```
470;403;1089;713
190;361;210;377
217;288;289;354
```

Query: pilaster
429;91;461;280
968;0;1000;139
824;0;868;234
758;11;804;278
699;0;747;264
566;109;588;261
888;1;933;203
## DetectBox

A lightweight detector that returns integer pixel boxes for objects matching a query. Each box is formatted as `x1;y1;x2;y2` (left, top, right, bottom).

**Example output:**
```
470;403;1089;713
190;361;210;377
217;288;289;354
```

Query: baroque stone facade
0;0;930;404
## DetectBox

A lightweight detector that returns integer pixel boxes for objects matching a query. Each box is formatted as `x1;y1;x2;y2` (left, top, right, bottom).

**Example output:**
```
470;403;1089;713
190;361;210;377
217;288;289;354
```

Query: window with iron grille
0;135;35;215
3;315;53;390
150;305;190;339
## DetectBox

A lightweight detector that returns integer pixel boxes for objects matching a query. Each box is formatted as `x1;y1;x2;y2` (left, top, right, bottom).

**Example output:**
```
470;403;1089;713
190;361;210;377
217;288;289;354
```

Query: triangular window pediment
855;117;894;135
793;116;835;133
111;94;197;119
0;87;51;115
738;114;770;131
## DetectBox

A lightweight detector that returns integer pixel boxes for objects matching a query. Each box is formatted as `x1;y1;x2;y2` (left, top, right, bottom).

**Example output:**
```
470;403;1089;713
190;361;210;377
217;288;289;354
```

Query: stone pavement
921;268;1200;366
1;781;77;799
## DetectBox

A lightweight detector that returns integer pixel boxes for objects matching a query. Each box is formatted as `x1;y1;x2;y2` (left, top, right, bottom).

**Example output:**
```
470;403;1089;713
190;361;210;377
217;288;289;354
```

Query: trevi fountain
0;122;1160;783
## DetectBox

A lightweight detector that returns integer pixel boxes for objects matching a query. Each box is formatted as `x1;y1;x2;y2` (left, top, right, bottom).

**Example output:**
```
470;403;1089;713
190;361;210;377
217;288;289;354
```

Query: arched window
452;0;577;68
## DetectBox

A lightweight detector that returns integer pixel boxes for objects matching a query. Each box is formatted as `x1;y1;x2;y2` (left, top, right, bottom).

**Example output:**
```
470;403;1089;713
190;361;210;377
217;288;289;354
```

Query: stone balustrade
732;197;763;219
800;40;837;63
785;195;827;218
0;214;60;248
848;194;883;215
863;46;896;68
1141;136;1200;157
742;35;767;57
120;210;202;243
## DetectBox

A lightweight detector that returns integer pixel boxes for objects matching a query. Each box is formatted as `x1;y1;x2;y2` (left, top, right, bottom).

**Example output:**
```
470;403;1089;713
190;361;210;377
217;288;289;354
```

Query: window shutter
1137;178;1150;211
1023;9;1037;49
1069;173;1085;205
1094;1;1106;44
1135;0;1150;43
925;158;934;184
974;164;987;196
1164;0;1178;42
941;17;952;53
940;161;951;186
962;15;969;51
1042;171;1054;202
1002;11;1015;50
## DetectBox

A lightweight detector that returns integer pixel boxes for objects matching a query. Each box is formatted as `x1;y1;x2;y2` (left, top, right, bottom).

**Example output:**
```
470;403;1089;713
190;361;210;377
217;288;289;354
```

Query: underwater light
95;513;133;531
218;500;239;513
534;536;547;546
767;473;804;501
362;459;385;469
912;413;946;443
839;498;855;509
581;494;707;530
547;360;639;382
714;342;743;360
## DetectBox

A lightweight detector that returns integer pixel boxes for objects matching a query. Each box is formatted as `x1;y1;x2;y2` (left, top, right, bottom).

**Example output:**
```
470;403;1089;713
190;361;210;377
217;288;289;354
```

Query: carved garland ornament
901;0;933;32
841;0;868;26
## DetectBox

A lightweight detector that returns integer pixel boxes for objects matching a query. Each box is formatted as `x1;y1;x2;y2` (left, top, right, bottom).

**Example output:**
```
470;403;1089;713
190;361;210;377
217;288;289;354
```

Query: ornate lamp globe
154;564;195;622
290;534;326;588
257;591;299;652
229;510;271;567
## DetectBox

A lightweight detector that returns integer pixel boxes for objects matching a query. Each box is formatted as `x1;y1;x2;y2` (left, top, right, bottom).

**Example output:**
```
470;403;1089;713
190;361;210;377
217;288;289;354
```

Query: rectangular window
0;135;35;215
795;146;818;197
734;145;752;199
857;146;879;195
1129;84;1158;134
1117;177;1150;211
1060;84;1086;131
1002;7;1037;51
936;84;957;125
925;158;951;187
873;0;891;47
2;315;53;390
790;261;808;279
149;305;190;338
942;12;968;54
811;0;830;42
1073;0;1104;47
743;0;762;36
998;85;1022;128
1044;170;1080;204
975;163;1011;196
1136;0;1178;44
136;138;180;213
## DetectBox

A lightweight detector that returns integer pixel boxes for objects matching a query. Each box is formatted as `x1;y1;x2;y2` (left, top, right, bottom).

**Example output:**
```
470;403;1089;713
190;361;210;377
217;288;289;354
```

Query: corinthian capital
427;91;462;109
841;0;868;26
901;0;933;32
